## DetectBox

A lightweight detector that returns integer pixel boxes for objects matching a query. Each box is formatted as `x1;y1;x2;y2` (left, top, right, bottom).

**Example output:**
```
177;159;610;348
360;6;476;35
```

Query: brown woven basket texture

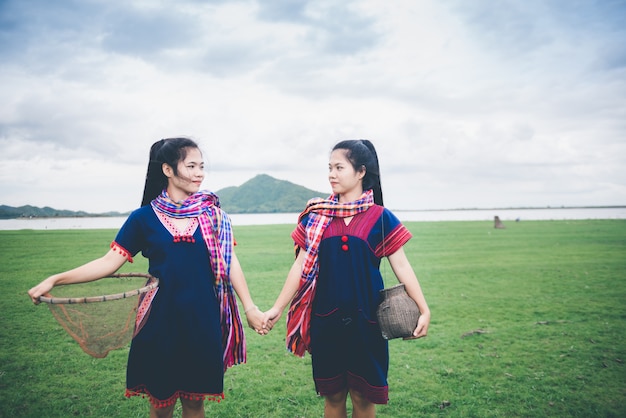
377;283;421;340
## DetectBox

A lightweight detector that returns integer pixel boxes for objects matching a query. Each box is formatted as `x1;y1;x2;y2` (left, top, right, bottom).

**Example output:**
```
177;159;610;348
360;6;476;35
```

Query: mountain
217;174;327;214
0;204;127;219
0;174;327;218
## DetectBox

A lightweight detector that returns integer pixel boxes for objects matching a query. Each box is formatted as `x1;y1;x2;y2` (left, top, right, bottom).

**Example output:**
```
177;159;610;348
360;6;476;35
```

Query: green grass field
1;219;625;417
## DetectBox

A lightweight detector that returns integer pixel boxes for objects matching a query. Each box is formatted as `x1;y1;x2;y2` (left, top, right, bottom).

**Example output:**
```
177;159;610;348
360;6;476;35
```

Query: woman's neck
166;188;192;204
338;189;364;203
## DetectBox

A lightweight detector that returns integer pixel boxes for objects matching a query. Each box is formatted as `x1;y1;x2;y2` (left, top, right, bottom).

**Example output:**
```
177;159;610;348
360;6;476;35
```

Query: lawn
0;219;624;417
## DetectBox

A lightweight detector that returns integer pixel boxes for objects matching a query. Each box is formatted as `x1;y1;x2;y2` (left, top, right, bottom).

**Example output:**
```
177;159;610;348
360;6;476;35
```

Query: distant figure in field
494;216;506;229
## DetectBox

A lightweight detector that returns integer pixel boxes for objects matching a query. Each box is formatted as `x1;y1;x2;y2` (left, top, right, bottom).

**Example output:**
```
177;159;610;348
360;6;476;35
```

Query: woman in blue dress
265;139;431;417
29;137;266;418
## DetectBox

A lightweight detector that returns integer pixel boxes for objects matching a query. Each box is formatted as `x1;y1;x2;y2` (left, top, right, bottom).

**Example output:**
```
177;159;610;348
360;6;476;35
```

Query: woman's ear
162;163;173;178
358;165;366;180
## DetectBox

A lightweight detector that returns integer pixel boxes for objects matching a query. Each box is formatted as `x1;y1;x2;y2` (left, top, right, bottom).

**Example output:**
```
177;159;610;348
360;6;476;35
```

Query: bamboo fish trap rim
38;273;159;304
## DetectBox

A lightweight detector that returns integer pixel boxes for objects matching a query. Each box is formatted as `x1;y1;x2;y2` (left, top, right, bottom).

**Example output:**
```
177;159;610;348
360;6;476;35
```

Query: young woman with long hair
264;139;430;417
29;137;266;418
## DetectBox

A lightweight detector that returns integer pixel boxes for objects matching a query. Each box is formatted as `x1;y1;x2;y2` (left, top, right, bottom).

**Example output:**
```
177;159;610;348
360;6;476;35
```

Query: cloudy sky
1;0;625;214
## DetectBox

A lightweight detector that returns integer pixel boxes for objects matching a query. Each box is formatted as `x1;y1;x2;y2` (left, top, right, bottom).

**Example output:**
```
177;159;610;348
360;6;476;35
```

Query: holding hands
262;306;283;331
244;306;268;335
243;305;284;336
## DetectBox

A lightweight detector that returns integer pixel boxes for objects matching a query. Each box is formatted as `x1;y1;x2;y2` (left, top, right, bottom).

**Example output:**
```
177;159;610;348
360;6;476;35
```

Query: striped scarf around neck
286;189;374;356
151;190;245;369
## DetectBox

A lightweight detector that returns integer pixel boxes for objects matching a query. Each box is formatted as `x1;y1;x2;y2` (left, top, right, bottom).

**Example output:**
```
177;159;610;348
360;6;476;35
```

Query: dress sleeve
112;208;148;261
374;208;412;258
290;213;309;250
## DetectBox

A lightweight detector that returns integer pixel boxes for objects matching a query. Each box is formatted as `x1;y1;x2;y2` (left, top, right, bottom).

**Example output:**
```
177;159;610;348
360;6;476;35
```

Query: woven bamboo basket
376;283;421;340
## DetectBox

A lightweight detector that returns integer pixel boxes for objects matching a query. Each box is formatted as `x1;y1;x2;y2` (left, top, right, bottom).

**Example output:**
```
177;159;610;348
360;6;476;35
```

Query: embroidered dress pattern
155;210;199;243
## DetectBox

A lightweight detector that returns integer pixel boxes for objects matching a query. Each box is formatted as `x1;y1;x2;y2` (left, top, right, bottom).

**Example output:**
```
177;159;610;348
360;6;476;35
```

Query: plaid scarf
152;190;245;370
286;190;374;357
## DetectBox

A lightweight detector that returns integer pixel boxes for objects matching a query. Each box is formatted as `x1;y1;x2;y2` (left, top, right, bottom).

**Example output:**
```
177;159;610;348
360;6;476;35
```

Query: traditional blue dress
291;205;412;404
112;205;225;407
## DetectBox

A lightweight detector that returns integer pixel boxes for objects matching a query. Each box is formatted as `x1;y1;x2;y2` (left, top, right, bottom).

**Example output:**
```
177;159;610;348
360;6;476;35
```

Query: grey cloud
592;39;626;72
2;0;381;83
0;0;100;56
196;42;271;77
448;0;626;66
1;0;204;73
450;1;551;57
99;8;201;58
258;0;380;55
256;0;309;22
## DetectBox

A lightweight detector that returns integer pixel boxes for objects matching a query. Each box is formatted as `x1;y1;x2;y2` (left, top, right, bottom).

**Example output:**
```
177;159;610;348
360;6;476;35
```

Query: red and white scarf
286;190;374;356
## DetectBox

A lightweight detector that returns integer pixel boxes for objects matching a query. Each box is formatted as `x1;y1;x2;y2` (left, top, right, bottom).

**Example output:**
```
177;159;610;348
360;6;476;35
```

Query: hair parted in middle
332;139;384;206
141;137;201;206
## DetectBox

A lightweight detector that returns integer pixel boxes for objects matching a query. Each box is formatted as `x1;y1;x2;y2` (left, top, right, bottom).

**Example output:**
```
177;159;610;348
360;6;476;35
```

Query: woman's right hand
263;307;283;331
28;277;56;304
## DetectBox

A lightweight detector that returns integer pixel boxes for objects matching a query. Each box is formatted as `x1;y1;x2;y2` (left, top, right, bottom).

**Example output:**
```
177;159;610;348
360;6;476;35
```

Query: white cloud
1;0;625;213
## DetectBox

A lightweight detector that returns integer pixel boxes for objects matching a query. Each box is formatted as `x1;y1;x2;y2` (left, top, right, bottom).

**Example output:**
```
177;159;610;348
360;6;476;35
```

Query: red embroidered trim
347;371;389;404
154;209;199;244
110;241;133;263
133;287;158;338
375;224;412;258
125;386;224;408
315;374;347;397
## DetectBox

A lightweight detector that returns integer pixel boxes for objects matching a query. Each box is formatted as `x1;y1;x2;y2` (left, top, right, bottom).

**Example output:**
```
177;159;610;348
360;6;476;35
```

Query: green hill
0;204;116;219
217;174;326;214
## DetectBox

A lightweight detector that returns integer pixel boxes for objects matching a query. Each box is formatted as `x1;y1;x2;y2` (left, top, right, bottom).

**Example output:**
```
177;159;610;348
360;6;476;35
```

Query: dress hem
315;371;389;405
125;386;225;408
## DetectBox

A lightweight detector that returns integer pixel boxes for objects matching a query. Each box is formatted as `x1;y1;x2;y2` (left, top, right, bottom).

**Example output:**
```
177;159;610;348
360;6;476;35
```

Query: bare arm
264;249;306;329
387;246;431;339
28;248;128;304
229;251;266;334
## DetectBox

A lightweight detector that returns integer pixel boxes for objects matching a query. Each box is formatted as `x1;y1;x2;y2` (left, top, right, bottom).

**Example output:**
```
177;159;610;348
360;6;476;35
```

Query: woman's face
328;149;364;202
164;147;205;200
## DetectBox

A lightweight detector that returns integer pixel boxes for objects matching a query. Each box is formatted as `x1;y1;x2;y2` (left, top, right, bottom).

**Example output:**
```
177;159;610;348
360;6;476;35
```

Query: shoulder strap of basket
381;210;390;287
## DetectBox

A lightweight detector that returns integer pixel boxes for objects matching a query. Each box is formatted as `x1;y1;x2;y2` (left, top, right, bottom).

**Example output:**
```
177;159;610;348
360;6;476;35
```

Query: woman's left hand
404;311;430;340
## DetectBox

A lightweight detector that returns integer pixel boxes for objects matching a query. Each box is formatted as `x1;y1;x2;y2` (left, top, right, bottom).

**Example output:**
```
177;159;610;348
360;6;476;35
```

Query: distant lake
1;207;624;230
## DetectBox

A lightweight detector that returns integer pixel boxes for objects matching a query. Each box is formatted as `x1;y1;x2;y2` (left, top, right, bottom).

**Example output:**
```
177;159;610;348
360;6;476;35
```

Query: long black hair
141;137;200;206
332;139;384;206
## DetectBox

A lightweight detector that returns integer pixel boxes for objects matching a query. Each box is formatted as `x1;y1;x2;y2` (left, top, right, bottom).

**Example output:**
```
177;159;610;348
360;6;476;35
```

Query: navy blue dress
292;205;412;404
113;205;224;406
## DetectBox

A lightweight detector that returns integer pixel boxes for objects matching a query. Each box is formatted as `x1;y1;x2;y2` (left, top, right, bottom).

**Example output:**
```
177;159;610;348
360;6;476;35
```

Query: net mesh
41;273;158;358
